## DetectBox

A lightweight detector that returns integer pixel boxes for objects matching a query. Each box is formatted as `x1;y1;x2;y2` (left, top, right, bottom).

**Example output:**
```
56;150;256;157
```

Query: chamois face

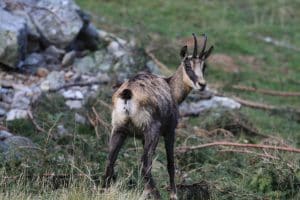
180;34;213;91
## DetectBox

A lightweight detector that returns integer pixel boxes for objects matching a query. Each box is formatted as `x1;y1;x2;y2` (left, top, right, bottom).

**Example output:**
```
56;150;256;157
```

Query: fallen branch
87;113;100;138
27;110;47;133
92;106;112;131
232;96;300;115
176;141;300;154
218;149;279;160
96;99;112;110
232;85;300;97
49;81;102;92
145;49;173;75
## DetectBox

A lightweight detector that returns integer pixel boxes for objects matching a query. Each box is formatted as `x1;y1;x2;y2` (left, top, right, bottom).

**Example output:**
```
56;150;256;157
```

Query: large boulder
0;8;27;68
29;0;83;48
0;130;38;162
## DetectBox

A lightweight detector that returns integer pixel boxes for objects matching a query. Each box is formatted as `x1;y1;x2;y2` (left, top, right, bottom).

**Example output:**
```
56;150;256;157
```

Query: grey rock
6;109;28;121
73;50;114;74
0;102;10;110
21;53;45;72
0;8;27;68
57;124;68;137
96;73;110;83
30;0;83;48
0;141;9;154
3;135;37;161
11;91;31;110
73;56;95;74
40;71;65;91
45;45;66;56
5;136;35;148
0;130;13;140
62;50;76;67
107;41;126;58
146;60;160;75
75;113;86;124
62;90;84;100
65;100;82;109
44;45;65;65
94;50;114;72
179;96;241;116
0;107;6;117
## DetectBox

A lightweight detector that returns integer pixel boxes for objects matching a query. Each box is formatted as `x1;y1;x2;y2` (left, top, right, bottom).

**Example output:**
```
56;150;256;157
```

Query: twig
92;107;112;131
232;85;300;97
176;141;300;154
27;110;47;133
49;81;102;93
218;149;279;160
232;96;300;115
96;99;112;110
87;113;100;138
145;49;173;75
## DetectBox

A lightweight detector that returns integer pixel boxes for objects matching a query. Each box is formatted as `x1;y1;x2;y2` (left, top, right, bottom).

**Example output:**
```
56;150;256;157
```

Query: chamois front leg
103;127;127;188
164;129;177;200
141;121;161;199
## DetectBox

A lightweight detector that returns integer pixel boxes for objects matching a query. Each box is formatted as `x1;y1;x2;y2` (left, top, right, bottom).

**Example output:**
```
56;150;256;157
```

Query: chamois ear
180;45;188;58
203;45;214;59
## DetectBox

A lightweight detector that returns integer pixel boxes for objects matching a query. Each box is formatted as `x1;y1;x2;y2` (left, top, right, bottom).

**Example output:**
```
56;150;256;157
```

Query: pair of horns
192;33;207;58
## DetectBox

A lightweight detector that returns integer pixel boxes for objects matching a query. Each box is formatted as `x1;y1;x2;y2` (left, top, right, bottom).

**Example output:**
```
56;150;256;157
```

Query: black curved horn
192;33;198;58
199;34;207;57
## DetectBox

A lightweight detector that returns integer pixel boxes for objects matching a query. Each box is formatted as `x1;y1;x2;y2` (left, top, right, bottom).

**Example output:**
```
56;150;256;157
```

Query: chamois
103;33;214;200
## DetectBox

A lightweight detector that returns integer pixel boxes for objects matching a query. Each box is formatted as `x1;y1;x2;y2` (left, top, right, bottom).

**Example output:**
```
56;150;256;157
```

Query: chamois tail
119;89;132;100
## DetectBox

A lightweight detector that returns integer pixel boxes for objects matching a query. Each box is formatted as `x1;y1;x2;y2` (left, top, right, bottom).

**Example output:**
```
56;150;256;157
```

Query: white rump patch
112;97;152;129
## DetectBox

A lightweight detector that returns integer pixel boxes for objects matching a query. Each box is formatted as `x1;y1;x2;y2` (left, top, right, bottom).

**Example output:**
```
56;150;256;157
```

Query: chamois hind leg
141;121;161;199
164;129;177;200
103;127;127;188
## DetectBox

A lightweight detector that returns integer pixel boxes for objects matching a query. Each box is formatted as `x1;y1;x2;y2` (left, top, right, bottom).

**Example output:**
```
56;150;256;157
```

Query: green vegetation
1;0;300;199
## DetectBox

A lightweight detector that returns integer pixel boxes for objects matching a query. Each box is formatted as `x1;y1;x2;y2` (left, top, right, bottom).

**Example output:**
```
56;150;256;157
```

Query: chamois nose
198;82;206;91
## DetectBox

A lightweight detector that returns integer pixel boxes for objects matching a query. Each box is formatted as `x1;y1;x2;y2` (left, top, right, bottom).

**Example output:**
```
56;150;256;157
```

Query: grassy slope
76;0;300;143
75;1;300;199
1;0;300;199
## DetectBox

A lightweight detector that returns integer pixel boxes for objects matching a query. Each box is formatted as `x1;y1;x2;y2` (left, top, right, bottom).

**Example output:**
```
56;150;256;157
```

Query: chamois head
180;33;214;91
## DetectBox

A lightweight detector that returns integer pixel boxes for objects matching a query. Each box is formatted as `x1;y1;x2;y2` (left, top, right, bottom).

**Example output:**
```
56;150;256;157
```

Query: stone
0;8;27;68
30;0;83;48
107;41;126;58
0;130;13;140
11;90;31;110
6;109;28;121
3;135;37;161
75;113;86;124
45;45;66;56
21;53;45;72
73;56;95;74
62;50;76;67
0;107;6;117
40;71;65;91
65;100;82;109
97;73;110;83
36;67;49;78
57;124;68;137
179;96;241;116
146;60;160;75
62;90;84;100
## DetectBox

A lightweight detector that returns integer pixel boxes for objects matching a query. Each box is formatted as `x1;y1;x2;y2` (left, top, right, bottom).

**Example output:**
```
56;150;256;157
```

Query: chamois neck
168;64;192;104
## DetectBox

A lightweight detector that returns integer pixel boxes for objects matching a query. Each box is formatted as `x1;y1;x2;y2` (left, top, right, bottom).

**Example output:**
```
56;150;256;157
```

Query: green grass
76;0;300;140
